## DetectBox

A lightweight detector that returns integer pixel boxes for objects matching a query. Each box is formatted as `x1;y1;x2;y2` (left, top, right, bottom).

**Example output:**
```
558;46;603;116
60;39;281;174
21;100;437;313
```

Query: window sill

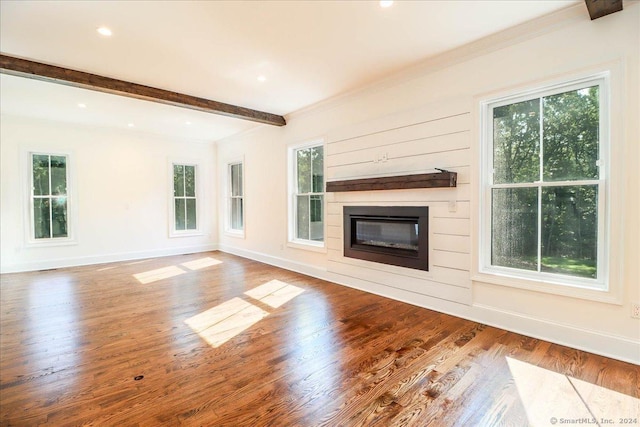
225;229;245;239
25;238;77;248
169;230;203;238
472;270;621;305
287;240;327;253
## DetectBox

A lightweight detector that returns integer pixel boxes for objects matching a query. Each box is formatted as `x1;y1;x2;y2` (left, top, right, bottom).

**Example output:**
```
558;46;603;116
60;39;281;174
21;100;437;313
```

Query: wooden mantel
326;170;457;192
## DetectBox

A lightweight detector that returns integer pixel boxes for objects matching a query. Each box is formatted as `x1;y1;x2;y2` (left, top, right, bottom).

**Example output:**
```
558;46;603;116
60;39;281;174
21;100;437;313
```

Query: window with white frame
481;74;608;289
172;163;198;232
30;153;70;240
228;162;244;232
289;142;324;245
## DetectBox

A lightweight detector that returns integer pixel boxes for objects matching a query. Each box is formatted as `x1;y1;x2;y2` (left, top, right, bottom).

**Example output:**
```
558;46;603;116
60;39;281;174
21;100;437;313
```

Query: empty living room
1;1;638;426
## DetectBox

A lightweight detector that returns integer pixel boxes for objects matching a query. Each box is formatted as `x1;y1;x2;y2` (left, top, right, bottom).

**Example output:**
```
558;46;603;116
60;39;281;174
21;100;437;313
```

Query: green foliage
295;146;324;241
491;86;600;278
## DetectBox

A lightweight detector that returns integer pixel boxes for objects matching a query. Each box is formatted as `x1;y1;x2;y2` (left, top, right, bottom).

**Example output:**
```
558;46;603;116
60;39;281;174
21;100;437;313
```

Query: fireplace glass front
344;206;429;271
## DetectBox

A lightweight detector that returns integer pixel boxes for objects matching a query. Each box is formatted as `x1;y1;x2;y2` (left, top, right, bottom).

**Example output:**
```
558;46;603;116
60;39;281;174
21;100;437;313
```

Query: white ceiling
0;0;579;143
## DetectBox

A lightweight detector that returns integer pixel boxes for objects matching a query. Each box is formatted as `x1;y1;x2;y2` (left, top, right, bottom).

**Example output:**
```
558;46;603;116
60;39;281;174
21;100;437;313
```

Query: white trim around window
168;159;203;238
287;139;326;251
24;149;77;247
474;68;624;304
225;158;245;238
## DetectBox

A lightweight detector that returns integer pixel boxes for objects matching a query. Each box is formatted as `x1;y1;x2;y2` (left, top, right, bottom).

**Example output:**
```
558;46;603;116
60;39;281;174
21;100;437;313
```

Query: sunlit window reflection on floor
96;266;117;272
181;257;223;271
185;297;269;347
134;266;186;284
244;279;304;308
185;280;305;348
506;357;639;425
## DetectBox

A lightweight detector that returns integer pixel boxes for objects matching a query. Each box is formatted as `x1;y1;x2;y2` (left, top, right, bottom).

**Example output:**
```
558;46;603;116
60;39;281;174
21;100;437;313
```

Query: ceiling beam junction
584;0;623;20
0;53;286;127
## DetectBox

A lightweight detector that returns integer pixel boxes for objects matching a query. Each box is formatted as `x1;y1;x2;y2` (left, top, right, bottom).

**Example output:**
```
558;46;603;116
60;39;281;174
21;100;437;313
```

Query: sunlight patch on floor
244;279;305;308
506;357;639;425
185;280;305;348
185;297;268;347
181;257;223;271
134;266;186;284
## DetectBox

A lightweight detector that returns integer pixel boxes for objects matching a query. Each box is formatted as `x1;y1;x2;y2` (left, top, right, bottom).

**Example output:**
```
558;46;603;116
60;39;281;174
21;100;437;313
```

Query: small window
30;153;69;240
481;75;608;289
228;162;244;232
289;142;324;246
173;163;197;232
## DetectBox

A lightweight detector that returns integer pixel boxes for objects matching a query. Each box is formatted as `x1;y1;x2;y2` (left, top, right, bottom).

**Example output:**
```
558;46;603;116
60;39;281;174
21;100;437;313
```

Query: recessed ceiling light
127;123;135;127
77;103;86;108
257;75;267;82
185;121;192;125
379;1;394;8
97;27;112;37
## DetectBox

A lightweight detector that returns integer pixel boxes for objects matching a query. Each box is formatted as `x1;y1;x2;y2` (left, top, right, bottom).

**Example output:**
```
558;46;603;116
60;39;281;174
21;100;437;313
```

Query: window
30;153;69;240
289;142;324;246
172;163;197;232
481;75;607;289
228;162;244;232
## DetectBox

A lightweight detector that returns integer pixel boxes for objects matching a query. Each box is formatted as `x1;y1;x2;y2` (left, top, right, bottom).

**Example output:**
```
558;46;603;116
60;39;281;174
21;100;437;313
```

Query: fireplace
343;206;429;271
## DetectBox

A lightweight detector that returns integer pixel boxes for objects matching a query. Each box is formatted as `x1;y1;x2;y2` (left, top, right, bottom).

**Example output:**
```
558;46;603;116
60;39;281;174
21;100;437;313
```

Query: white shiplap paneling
325;99;472;305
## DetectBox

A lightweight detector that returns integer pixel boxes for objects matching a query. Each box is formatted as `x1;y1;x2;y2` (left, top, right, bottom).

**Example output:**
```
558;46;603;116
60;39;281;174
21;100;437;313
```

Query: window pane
51;197;68;238
492;188;538;271
231;163;242;197
543;86;599;181
541;185;597;278
186;199;197;230
493;99;540;184
50;156;67;196
34;198;51;239
296;195;310;240
297;149;311;193
184;166;196;197
311;146;324;193
32;154;50;196
174;165;184;197
309;195;323;241
175;199;185;230
231;198;243;230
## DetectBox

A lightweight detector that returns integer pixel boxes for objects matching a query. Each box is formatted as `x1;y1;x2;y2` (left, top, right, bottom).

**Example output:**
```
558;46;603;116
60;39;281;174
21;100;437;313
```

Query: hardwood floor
1;251;638;426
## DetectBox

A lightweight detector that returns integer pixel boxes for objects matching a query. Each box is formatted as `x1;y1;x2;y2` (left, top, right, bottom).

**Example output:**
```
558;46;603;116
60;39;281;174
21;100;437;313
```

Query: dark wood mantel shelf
326;170;457;192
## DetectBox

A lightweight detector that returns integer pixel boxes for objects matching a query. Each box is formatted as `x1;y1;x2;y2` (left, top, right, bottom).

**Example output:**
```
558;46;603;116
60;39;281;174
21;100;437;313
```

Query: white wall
217;4;640;363
0;115;217;272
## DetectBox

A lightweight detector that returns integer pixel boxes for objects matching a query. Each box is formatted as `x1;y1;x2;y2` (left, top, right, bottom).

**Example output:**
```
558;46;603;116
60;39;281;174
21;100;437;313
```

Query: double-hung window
228;162;244;232
30;153;70;240
481;74;608;290
290;142;324;246
172;163;198;233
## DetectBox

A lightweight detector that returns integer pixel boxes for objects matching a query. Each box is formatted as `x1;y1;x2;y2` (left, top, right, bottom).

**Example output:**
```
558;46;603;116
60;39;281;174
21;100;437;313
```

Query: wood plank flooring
1;251;638;426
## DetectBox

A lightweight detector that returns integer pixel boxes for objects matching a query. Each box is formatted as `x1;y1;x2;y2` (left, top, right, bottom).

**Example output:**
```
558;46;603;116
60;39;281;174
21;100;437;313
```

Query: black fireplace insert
343;206;429;271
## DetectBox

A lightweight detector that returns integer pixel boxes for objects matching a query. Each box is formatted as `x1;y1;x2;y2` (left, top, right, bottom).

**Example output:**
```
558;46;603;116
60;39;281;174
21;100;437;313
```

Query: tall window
173;164;197;232
31;153;69;240
228;162;244;232
290;143;324;245
481;75;607;289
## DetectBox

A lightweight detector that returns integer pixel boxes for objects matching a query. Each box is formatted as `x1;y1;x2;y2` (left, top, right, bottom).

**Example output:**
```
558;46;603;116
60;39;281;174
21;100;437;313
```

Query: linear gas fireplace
343;206;429;271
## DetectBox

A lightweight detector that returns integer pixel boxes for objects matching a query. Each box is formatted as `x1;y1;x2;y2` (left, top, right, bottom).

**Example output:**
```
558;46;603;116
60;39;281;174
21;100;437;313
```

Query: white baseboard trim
0;243;219;274
218;244;327;279
219;245;640;365
470;303;640;365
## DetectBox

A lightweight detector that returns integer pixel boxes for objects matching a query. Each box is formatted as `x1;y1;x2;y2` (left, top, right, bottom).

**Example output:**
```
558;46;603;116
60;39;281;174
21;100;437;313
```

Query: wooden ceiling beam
584;0;623;20
0;54;286;127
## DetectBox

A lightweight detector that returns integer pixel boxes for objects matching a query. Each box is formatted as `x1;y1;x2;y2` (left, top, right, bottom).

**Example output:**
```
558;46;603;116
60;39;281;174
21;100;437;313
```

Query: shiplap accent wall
325;98;472;306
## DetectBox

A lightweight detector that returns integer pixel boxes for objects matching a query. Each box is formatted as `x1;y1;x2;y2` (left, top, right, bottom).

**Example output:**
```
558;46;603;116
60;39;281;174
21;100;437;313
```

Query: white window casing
476;71;622;303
